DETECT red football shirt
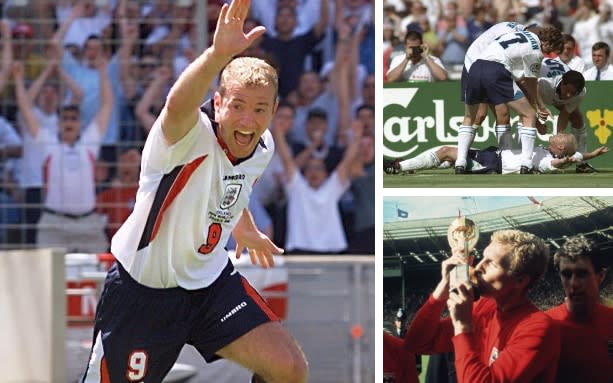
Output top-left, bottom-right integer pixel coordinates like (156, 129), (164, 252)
(546, 302), (613, 383)
(384, 332), (420, 383)
(405, 295), (560, 383)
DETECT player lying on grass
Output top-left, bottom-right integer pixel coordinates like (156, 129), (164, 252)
(384, 133), (608, 175)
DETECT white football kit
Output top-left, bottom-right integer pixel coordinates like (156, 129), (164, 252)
(500, 146), (582, 174)
(538, 67), (586, 113)
(478, 30), (543, 80)
(464, 21), (526, 71)
(111, 103), (273, 289)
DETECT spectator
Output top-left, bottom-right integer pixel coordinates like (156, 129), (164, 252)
(545, 236), (613, 383)
(13, 58), (112, 254)
(57, 0), (112, 50)
(96, 148), (141, 242)
(583, 41), (613, 80)
(52, 3), (126, 150)
(0, 116), (23, 244)
(572, 0), (602, 63)
(291, 108), (343, 174)
(437, 13), (469, 68)
(272, 109), (362, 254)
(386, 30), (448, 83)
(404, 230), (560, 383)
(0, 21), (45, 121)
(251, 0), (322, 39)
(557, 33), (586, 73)
(260, 0), (328, 98)
(0, 21), (13, 93)
(14, 52), (83, 245)
(466, 6), (493, 44)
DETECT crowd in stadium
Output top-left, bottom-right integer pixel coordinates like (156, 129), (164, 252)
(0, 0), (375, 255)
(384, 0), (613, 81)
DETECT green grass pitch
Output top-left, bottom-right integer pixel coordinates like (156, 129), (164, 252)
(384, 168), (613, 188)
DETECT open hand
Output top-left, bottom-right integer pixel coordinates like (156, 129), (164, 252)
(212, 0), (266, 60)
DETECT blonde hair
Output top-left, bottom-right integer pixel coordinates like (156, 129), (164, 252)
(491, 230), (549, 289)
(218, 57), (278, 101)
(549, 133), (577, 156)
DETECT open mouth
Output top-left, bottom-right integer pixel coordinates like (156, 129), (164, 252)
(234, 130), (254, 146)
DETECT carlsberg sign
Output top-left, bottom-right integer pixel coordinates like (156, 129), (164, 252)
(383, 82), (579, 160)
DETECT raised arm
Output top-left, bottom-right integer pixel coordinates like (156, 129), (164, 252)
(117, 17), (140, 101)
(93, 59), (113, 136)
(12, 62), (40, 138)
(270, 114), (296, 181)
(135, 66), (173, 133)
(0, 20), (13, 92)
(25, 59), (56, 103)
(160, 0), (266, 144)
(50, 3), (86, 58)
(335, 120), (362, 185)
(57, 62), (84, 105)
(313, 0), (329, 38)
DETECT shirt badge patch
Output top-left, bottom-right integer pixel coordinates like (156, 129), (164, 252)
(220, 184), (242, 209)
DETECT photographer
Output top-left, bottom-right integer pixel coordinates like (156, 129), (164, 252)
(403, 229), (560, 383)
(386, 30), (448, 83)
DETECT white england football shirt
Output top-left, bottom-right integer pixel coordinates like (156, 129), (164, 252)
(538, 64), (586, 113)
(501, 146), (579, 173)
(464, 22), (525, 71)
(111, 107), (273, 289)
(478, 30), (543, 80)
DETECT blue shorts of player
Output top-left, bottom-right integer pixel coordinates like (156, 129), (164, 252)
(82, 260), (278, 382)
(467, 146), (502, 174)
(464, 60), (515, 105)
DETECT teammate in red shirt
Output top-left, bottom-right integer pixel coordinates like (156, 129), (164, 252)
(545, 236), (613, 383)
(404, 229), (560, 383)
(384, 331), (420, 383)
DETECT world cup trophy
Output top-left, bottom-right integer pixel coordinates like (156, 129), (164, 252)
(447, 214), (480, 299)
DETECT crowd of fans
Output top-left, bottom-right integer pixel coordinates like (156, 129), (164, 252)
(0, 0), (375, 255)
(384, 0), (613, 80)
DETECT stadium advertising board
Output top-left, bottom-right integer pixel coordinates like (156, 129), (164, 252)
(383, 82), (612, 168)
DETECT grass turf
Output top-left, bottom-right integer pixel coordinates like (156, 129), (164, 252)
(384, 168), (613, 188)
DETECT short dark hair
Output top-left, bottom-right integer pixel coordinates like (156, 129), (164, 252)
(554, 236), (609, 273)
(355, 104), (374, 116)
(592, 41), (610, 56)
(561, 70), (585, 93)
(404, 30), (423, 44)
(562, 33), (576, 46)
(307, 108), (327, 121)
(61, 104), (80, 114)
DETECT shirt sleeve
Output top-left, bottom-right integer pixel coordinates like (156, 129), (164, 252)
(403, 295), (455, 354)
(452, 312), (560, 383)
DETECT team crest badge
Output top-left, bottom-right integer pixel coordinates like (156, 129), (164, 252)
(489, 347), (499, 366)
(221, 184), (242, 209)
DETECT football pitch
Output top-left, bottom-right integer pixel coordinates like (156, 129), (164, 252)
(384, 168), (613, 188)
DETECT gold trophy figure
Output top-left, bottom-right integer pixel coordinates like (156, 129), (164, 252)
(447, 214), (480, 299)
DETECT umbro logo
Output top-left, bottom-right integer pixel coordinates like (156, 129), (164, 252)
(220, 301), (247, 323)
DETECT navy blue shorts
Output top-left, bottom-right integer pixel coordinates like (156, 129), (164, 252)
(81, 260), (278, 382)
(468, 146), (502, 174)
(460, 65), (468, 102)
(465, 60), (514, 105)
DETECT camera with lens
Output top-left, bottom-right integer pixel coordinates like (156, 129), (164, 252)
(412, 46), (423, 55)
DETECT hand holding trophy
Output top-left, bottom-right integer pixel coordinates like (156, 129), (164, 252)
(447, 214), (480, 300)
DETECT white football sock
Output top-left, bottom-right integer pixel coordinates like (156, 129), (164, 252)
(495, 124), (512, 150)
(456, 125), (476, 168)
(519, 126), (537, 168)
(399, 150), (441, 171)
(573, 125), (587, 154)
